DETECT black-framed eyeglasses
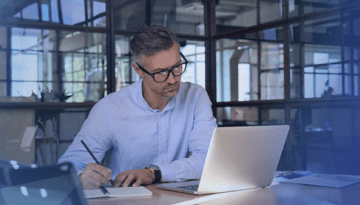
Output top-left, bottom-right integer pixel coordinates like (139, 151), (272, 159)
(136, 52), (188, 83)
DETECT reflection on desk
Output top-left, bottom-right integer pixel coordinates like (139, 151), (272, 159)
(87, 180), (360, 205)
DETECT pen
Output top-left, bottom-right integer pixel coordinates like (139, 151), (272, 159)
(99, 186), (110, 196)
(80, 140), (115, 186)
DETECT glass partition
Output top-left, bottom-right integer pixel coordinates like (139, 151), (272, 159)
(60, 31), (107, 102)
(114, 0), (204, 35)
(216, 38), (258, 102)
(260, 0), (282, 24)
(0, 0), (106, 27)
(8, 28), (107, 102)
(215, 0), (257, 34)
(303, 0), (341, 15)
(261, 42), (284, 100)
(115, 35), (136, 91)
(217, 106), (259, 127)
(291, 106), (359, 175)
(180, 40), (206, 88)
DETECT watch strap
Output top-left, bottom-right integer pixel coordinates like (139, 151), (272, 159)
(153, 169), (161, 184)
(145, 165), (161, 184)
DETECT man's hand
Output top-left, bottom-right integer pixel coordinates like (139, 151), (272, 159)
(114, 169), (154, 187)
(80, 163), (112, 190)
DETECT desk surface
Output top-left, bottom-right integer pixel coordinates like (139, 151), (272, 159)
(87, 181), (360, 205)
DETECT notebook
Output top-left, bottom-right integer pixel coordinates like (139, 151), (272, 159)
(156, 125), (290, 195)
(83, 186), (152, 199)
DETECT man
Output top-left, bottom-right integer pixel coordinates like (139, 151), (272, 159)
(58, 25), (217, 189)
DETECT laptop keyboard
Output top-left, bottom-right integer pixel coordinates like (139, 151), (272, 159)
(178, 185), (199, 191)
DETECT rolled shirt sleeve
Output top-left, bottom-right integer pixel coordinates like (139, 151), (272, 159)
(57, 102), (113, 175)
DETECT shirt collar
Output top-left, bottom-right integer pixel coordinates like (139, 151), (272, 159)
(136, 78), (176, 113)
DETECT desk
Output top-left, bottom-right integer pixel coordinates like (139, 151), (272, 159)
(87, 182), (360, 205)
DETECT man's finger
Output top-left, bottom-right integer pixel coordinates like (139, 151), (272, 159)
(88, 170), (109, 185)
(91, 164), (112, 181)
(123, 174), (135, 187)
(114, 174), (128, 187)
(132, 178), (143, 187)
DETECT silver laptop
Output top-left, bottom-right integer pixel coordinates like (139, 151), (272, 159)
(156, 125), (290, 195)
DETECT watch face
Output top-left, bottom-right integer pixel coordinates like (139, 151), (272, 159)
(148, 165), (160, 170)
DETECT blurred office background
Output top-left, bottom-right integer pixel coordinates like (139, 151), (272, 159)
(0, 0), (359, 175)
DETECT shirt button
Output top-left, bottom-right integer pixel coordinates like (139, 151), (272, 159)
(161, 138), (164, 141)
(162, 161), (165, 164)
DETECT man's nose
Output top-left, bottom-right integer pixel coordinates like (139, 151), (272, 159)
(167, 71), (176, 84)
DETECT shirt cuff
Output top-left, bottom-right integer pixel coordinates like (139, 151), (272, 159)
(157, 163), (175, 182)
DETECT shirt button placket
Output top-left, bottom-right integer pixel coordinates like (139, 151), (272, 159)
(159, 113), (167, 164)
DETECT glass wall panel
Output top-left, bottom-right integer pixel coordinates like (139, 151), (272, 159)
(303, 43), (345, 98)
(114, 0), (204, 35)
(291, 68), (302, 98)
(215, 0), (257, 34)
(216, 106), (259, 127)
(288, 0), (299, 18)
(303, 15), (341, 45)
(260, 0), (282, 24)
(303, 45), (342, 65)
(303, 0), (341, 15)
(61, 51), (107, 103)
(0, 83), (6, 96)
(59, 30), (107, 101)
(115, 35), (134, 91)
(22, 3), (39, 20)
(0, 51), (6, 80)
(355, 63), (359, 96)
(301, 106), (358, 174)
(12, 28), (55, 51)
(180, 40), (206, 88)
(0, 0), (106, 27)
(11, 28), (57, 98)
(261, 108), (284, 125)
(50, 0), (60, 23)
(89, 0), (107, 27)
(8, 28), (106, 102)
(216, 38), (258, 102)
(261, 42), (284, 100)
(60, 31), (105, 53)
(114, 0), (146, 31)
(155, 0), (204, 35)
(259, 27), (283, 41)
(0, 27), (7, 49)
(290, 105), (360, 174)
(1, 28), (8, 96)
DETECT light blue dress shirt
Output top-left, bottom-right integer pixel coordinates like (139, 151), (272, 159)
(58, 78), (217, 182)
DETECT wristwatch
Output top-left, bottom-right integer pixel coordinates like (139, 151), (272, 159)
(145, 164), (162, 184)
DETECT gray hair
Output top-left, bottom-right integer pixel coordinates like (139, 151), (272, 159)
(130, 25), (179, 64)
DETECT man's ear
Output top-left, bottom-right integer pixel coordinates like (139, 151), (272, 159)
(132, 62), (144, 78)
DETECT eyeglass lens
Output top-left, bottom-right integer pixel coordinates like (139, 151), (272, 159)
(154, 64), (186, 82)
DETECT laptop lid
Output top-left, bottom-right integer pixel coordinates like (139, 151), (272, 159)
(197, 125), (289, 194)
(156, 125), (289, 195)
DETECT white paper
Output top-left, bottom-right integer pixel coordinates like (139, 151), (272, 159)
(280, 173), (360, 188)
(83, 186), (152, 199)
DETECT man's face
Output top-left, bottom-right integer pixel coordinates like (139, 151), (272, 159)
(134, 43), (182, 99)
